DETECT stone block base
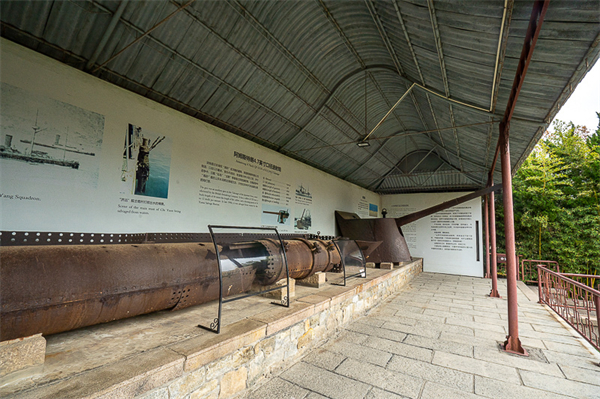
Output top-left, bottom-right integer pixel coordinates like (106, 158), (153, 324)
(365, 262), (376, 268)
(258, 278), (295, 300)
(380, 262), (394, 270)
(0, 259), (423, 399)
(297, 272), (327, 288)
(0, 333), (46, 378)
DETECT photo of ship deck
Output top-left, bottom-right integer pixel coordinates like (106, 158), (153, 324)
(0, 82), (104, 188)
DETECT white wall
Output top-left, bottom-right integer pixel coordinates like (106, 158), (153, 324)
(0, 39), (380, 235)
(0, 39), (485, 278)
(382, 192), (484, 277)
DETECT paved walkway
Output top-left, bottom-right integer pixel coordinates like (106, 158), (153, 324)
(248, 273), (600, 399)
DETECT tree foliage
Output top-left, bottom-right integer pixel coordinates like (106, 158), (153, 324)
(495, 117), (600, 276)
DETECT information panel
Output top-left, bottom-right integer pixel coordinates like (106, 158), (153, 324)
(382, 192), (483, 277)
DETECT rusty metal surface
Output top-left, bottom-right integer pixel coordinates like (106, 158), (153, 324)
(0, 230), (336, 247)
(335, 211), (411, 264)
(0, 237), (344, 341)
(394, 184), (502, 227)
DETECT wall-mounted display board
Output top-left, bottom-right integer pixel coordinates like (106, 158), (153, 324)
(381, 192), (483, 277)
(0, 39), (379, 235)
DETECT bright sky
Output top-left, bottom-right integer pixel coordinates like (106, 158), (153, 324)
(551, 60), (600, 133)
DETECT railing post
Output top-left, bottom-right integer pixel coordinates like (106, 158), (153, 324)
(594, 294), (600, 350)
(489, 178), (501, 298)
(484, 195), (491, 278)
(500, 127), (527, 356)
(538, 266), (543, 304)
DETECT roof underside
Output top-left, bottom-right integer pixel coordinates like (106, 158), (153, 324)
(2, 0), (599, 194)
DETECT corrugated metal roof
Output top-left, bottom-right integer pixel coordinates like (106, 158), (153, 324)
(1, 0), (598, 193)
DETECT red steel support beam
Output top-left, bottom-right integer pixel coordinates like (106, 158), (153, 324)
(489, 177), (501, 298)
(487, 0), (550, 185)
(488, 0), (549, 357)
(484, 195), (491, 279)
(500, 130), (527, 355)
(395, 184), (502, 227)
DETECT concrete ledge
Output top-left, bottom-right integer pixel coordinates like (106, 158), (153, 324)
(10, 348), (184, 399)
(168, 319), (267, 372)
(0, 334), (46, 379)
(0, 259), (422, 399)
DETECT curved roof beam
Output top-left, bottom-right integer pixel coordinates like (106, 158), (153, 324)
(278, 65), (402, 151)
(316, 0), (421, 167)
(370, 147), (481, 191)
(290, 121), (496, 154)
(392, 0), (448, 162)
(364, 0), (430, 140)
(427, 0), (464, 172)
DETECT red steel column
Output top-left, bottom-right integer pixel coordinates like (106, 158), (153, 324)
(484, 195), (491, 278)
(489, 177), (500, 298)
(500, 126), (527, 355)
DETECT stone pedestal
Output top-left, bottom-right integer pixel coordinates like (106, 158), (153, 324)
(0, 333), (46, 378)
(297, 272), (327, 288)
(380, 262), (394, 270)
(365, 262), (376, 269)
(259, 278), (295, 301)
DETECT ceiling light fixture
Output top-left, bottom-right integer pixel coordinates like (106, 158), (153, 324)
(357, 141), (370, 147)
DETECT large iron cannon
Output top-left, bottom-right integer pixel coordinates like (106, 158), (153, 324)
(0, 237), (353, 341)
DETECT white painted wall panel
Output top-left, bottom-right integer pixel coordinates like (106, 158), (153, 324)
(382, 192), (484, 277)
(0, 39), (380, 234)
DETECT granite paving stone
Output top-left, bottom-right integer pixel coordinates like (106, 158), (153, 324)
(532, 324), (581, 336)
(245, 273), (600, 399)
(473, 345), (564, 377)
(280, 362), (371, 399)
(363, 336), (433, 362)
(365, 387), (408, 399)
(387, 354), (474, 392)
(559, 363), (600, 386)
(403, 334), (473, 357)
(357, 317), (388, 328)
(393, 312), (446, 324)
(380, 321), (441, 339)
(327, 341), (392, 367)
(542, 340), (595, 357)
(335, 358), (423, 399)
(474, 375), (573, 399)
(445, 318), (506, 334)
(301, 348), (346, 371)
(520, 369), (600, 398)
(450, 308), (504, 318)
(542, 350), (600, 371)
(469, 328), (547, 349)
(432, 351), (521, 384)
(420, 382), (480, 399)
(247, 377), (309, 399)
(347, 322), (408, 342)
(334, 330), (370, 345)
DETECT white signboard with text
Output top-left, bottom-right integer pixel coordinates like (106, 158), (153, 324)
(382, 192), (483, 277)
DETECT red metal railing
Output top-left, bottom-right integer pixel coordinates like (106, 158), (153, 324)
(496, 253), (522, 279)
(537, 265), (600, 351)
(521, 259), (560, 284)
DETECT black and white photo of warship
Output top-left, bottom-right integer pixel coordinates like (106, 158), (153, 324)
(0, 82), (105, 188)
(0, 111), (93, 169)
(296, 183), (312, 199)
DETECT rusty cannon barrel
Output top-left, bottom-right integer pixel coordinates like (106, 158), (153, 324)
(0, 238), (344, 341)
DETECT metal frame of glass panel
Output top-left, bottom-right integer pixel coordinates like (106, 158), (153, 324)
(199, 225), (290, 334)
(331, 239), (367, 287)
